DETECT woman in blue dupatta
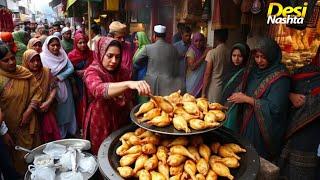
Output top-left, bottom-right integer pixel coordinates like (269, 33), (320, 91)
(222, 42), (250, 131)
(133, 31), (150, 103)
(227, 37), (290, 160)
(278, 55), (320, 179)
(185, 32), (209, 96)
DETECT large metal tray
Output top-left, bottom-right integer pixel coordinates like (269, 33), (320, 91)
(98, 125), (260, 180)
(130, 104), (226, 136)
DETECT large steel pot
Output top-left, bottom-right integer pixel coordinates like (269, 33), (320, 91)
(98, 125), (260, 180)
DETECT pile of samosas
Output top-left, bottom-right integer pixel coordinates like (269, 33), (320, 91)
(116, 128), (246, 180)
(134, 90), (227, 132)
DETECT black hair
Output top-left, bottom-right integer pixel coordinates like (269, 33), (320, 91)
(91, 24), (101, 35)
(181, 26), (191, 34)
(0, 43), (9, 60)
(155, 32), (166, 38)
(24, 26), (31, 32)
(177, 23), (184, 29)
(48, 37), (60, 45)
(53, 22), (60, 27)
(214, 29), (228, 43)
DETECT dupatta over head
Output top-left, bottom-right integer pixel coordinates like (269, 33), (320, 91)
(68, 33), (93, 66)
(40, 35), (69, 103)
(186, 32), (206, 96)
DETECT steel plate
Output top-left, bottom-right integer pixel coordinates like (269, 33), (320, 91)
(98, 125), (260, 180)
(130, 104), (226, 136)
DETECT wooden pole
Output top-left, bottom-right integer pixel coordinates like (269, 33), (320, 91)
(88, 0), (92, 49)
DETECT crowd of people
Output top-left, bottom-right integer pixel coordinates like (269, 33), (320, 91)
(0, 21), (319, 180)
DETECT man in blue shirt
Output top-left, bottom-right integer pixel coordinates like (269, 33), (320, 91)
(173, 26), (192, 78)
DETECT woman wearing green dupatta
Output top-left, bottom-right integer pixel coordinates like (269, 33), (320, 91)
(133, 31), (150, 103)
(12, 31), (28, 65)
(227, 37), (290, 160)
(61, 27), (74, 54)
(222, 42), (250, 131)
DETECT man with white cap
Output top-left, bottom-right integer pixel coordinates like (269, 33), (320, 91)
(108, 21), (133, 75)
(134, 25), (186, 95)
(61, 27), (73, 54)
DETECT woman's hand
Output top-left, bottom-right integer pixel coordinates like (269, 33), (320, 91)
(40, 101), (50, 112)
(19, 109), (33, 127)
(289, 93), (305, 108)
(228, 92), (254, 105)
(127, 81), (151, 96)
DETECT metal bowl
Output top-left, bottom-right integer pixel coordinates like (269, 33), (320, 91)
(130, 104), (226, 136)
(98, 125), (260, 180)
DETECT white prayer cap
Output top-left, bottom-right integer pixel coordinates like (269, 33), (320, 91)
(154, 25), (166, 33)
(61, 27), (71, 35)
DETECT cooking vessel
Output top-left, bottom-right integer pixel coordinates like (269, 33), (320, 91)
(98, 125), (260, 180)
(15, 139), (91, 163)
(24, 152), (98, 180)
(130, 104), (227, 135)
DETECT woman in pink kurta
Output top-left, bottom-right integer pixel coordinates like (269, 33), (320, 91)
(83, 37), (151, 154)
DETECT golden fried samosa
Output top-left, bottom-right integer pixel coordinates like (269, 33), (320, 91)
(142, 143), (157, 155)
(182, 93), (196, 102)
(167, 154), (187, 167)
(144, 154), (158, 171)
(196, 98), (209, 113)
(156, 146), (168, 163)
(211, 162), (234, 180)
(168, 137), (189, 147)
(169, 164), (184, 176)
(117, 166), (133, 178)
(151, 96), (174, 113)
(120, 153), (141, 166)
(150, 171), (166, 180)
(199, 144), (211, 162)
(133, 154), (148, 174)
(172, 115), (191, 133)
(196, 158), (209, 176)
(158, 161), (170, 180)
(135, 101), (155, 116)
(218, 145), (241, 160)
(138, 108), (161, 122)
(223, 143), (246, 153)
(184, 160), (197, 180)
(170, 145), (196, 161)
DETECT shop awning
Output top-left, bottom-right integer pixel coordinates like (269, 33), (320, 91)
(50, 0), (62, 8)
(67, 0), (102, 10)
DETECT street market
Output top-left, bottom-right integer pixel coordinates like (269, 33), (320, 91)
(0, 0), (320, 180)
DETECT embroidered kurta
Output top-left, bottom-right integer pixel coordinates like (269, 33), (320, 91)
(84, 37), (132, 154)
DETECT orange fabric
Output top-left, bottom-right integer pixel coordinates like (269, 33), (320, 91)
(0, 32), (13, 42)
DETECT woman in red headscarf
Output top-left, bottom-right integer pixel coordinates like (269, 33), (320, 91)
(83, 37), (151, 154)
(68, 33), (93, 127)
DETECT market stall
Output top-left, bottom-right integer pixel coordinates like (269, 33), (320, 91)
(98, 91), (260, 180)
